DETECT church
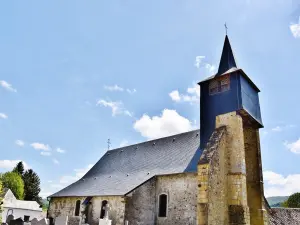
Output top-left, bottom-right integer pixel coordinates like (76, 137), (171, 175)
(47, 35), (300, 225)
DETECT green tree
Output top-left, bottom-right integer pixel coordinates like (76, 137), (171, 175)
(13, 161), (25, 176)
(286, 193), (300, 208)
(1, 172), (24, 200)
(23, 169), (41, 202)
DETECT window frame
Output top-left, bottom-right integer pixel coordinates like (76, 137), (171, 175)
(74, 200), (81, 216)
(158, 193), (168, 218)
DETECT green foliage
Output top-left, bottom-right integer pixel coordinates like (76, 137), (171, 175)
(286, 193), (300, 208)
(281, 200), (288, 208)
(1, 172), (24, 199)
(13, 161), (25, 176)
(267, 196), (288, 207)
(23, 169), (41, 202)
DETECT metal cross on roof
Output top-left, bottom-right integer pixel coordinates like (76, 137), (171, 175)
(107, 139), (111, 150)
(224, 23), (228, 35)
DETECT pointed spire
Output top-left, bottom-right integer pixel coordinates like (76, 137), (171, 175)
(217, 35), (238, 75)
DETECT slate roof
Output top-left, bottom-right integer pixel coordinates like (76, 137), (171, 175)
(269, 208), (300, 225)
(50, 129), (201, 197)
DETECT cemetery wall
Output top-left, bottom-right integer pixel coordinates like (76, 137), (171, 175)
(1, 208), (44, 223)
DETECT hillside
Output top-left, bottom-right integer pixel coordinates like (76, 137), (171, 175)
(267, 196), (288, 207)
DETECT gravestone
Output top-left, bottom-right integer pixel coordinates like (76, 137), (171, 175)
(98, 204), (111, 225)
(125, 221), (129, 225)
(30, 218), (39, 225)
(55, 216), (68, 225)
(6, 215), (14, 224)
(67, 216), (81, 225)
(10, 218), (24, 225)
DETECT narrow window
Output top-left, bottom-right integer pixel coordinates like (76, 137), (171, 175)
(75, 200), (81, 216)
(158, 194), (167, 217)
(100, 200), (108, 219)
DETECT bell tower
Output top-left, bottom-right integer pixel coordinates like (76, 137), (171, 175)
(197, 35), (268, 225)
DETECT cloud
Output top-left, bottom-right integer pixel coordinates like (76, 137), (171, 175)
(59, 164), (93, 185)
(104, 85), (124, 92)
(194, 56), (205, 69)
(134, 109), (194, 139)
(96, 99), (132, 117)
(0, 80), (17, 92)
(41, 152), (51, 156)
(30, 142), (50, 151)
(126, 89), (137, 94)
(0, 160), (30, 171)
(56, 148), (66, 153)
(119, 140), (129, 147)
(39, 191), (53, 199)
(53, 159), (59, 164)
(0, 113), (8, 119)
(169, 84), (200, 104)
(15, 140), (25, 147)
(194, 56), (217, 74)
(290, 17), (300, 38)
(263, 170), (300, 197)
(284, 138), (300, 154)
(271, 126), (282, 132)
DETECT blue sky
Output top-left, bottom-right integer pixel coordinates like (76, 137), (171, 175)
(1, 0), (300, 198)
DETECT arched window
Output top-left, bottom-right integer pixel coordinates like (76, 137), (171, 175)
(75, 200), (81, 216)
(100, 200), (108, 219)
(158, 194), (167, 217)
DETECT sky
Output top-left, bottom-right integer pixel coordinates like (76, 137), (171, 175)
(0, 0), (300, 198)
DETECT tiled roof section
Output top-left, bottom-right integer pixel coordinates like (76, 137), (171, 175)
(198, 126), (226, 164)
(269, 208), (300, 225)
(50, 129), (201, 197)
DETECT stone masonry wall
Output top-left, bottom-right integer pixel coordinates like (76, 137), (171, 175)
(125, 177), (156, 225)
(48, 196), (125, 225)
(156, 173), (197, 225)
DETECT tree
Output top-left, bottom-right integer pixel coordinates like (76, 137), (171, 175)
(286, 193), (300, 208)
(13, 161), (25, 176)
(23, 169), (41, 202)
(1, 172), (24, 200)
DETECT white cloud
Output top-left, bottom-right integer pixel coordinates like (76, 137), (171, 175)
(30, 142), (50, 151)
(134, 109), (194, 139)
(104, 84), (124, 92)
(0, 160), (30, 171)
(48, 180), (53, 183)
(0, 113), (8, 119)
(169, 90), (181, 102)
(56, 148), (66, 153)
(126, 89), (137, 94)
(263, 170), (300, 197)
(119, 140), (129, 147)
(169, 84), (200, 104)
(290, 17), (300, 38)
(96, 99), (132, 117)
(271, 126), (282, 132)
(194, 56), (205, 69)
(0, 80), (17, 92)
(53, 159), (59, 164)
(284, 138), (300, 154)
(59, 164), (93, 185)
(39, 191), (53, 199)
(15, 140), (25, 147)
(205, 63), (217, 74)
(41, 151), (51, 156)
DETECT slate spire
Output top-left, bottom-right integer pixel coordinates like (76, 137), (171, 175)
(217, 35), (237, 75)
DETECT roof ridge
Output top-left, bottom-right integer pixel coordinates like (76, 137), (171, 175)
(107, 129), (200, 152)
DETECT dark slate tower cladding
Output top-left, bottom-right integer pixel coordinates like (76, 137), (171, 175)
(198, 35), (263, 149)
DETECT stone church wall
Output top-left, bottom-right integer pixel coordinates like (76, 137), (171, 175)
(156, 173), (197, 225)
(124, 177), (156, 225)
(48, 196), (125, 225)
(125, 173), (197, 225)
